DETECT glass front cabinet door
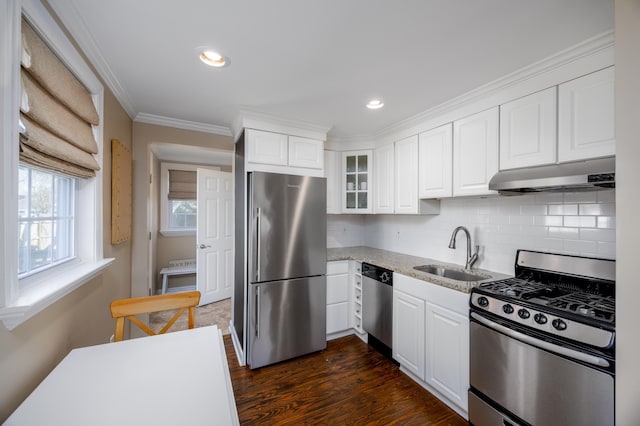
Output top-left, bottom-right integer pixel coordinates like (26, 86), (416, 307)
(341, 150), (373, 213)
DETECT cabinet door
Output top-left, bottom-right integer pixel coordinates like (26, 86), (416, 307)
(395, 135), (419, 214)
(393, 289), (425, 379)
(324, 150), (341, 214)
(374, 144), (394, 214)
(246, 129), (288, 166)
(425, 301), (469, 412)
(558, 67), (615, 162)
(342, 151), (373, 213)
(289, 136), (323, 169)
(419, 123), (453, 199)
(453, 107), (499, 196)
(327, 303), (350, 334)
(327, 273), (349, 304)
(499, 87), (557, 170)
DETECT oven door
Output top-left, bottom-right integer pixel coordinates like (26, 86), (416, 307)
(469, 312), (614, 426)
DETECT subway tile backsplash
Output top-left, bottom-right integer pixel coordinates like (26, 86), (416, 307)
(327, 189), (616, 275)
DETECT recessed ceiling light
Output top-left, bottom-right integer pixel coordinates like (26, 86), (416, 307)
(366, 99), (384, 109)
(200, 50), (227, 67)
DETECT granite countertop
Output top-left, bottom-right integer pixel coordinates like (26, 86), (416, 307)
(327, 246), (510, 293)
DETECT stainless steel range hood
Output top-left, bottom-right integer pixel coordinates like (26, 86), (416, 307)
(489, 157), (615, 195)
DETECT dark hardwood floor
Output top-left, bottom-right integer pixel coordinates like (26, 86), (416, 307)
(223, 334), (468, 425)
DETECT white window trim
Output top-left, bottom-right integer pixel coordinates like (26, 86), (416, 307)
(159, 162), (219, 237)
(0, 0), (113, 330)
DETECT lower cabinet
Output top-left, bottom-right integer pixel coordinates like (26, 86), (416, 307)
(393, 273), (470, 419)
(425, 301), (469, 413)
(326, 261), (350, 338)
(393, 290), (425, 378)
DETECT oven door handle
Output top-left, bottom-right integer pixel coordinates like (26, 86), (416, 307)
(471, 312), (610, 368)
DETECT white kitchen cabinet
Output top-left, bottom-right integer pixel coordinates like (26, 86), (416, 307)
(394, 135), (419, 214)
(393, 289), (425, 379)
(342, 151), (373, 213)
(418, 123), (453, 199)
(374, 144), (394, 214)
(425, 301), (469, 413)
(350, 261), (366, 339)
(288, 136), (323, 169)
(558, 67), (615, 162)
(245, 129), (324, 176)
(246, 129), (288, 166)
(326, 261), (350, 338)
(499, 87), (557, 170)
(453, 107), (499, 196)
(324, 150), (341, 214)
(393, 273), (470, 418)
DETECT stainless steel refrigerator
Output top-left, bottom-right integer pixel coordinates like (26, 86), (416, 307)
(246, 171), (327, 369)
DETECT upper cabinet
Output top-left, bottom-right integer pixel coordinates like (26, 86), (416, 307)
(289, 136), (324, 169)
(342, 150), (373, 213)
(418, 123), (453, 199)
(324, 150), (341, 214)
(499, 87), (557, 170)
(374, 144), (394, 214)
(246, 129), (324, 176)
(452, 107), (499, 197)
(247, 129), (288, 166)
(558, 67), (615, 162)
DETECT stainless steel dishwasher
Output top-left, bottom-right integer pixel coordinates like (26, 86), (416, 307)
(362, 263), (393, 357)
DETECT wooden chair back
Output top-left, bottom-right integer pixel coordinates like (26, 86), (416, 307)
(110, 291), (201, 341)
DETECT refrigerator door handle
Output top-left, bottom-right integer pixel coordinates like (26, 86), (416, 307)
(256, 207), (262, 282)
(255, 286), (261, 338)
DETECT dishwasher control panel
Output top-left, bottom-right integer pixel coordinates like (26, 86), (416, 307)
(362, 263), (394, 286)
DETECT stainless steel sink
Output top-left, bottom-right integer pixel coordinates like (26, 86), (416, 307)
(413, 264), (487, 282)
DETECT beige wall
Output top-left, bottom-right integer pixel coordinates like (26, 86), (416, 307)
(131, 123), (233, 300)
(0, 88), (133, 421)
(615, 0), (640, 423)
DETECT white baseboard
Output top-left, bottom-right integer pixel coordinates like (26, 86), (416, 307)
(229, 320), (245, 366)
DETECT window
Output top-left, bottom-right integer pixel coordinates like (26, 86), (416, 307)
(0, 0), (113, 330)
(169, 199), (197, 229)
(18, 165), (76, 278)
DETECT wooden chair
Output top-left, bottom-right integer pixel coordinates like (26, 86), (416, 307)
(110, 291), (201, 341)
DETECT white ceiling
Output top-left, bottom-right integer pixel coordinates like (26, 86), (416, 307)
(48, 0), (613, 141)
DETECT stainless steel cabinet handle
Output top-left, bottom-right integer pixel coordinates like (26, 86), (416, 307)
(471, 312), (610, 367)
(255, 286), (261, 338)
(199, 244), (211, 249)
(256, 207), (261, 282)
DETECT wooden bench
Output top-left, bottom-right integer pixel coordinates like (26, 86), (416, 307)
(159, 258), (196, 294)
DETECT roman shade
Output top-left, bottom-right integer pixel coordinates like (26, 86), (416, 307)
(168, 170), (197, 200)
(19, 18), (100, 178)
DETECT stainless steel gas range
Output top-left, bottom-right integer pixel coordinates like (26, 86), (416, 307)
(469, 250), (615, 426)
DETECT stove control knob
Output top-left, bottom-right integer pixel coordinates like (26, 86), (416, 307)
(534, 313), (548, 325)
(518, 308), (530, 319)
(477, 296), (489, 308)
(502, 304), (514, 314)
(552, 319), (567, 331)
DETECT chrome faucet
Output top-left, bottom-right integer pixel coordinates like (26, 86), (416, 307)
(448, 226), (479, 270)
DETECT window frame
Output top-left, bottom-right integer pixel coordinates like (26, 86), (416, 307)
(0, 0), (113, 330)
(159, 162), (219, 237)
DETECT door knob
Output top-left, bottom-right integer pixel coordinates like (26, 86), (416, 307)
(199, 244), (211, 249)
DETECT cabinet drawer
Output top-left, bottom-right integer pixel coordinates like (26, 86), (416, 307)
(327, 260), (349, 275)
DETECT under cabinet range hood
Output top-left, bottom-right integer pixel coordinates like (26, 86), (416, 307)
(489, 157), (615, 195)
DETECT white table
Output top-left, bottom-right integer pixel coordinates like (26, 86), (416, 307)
(6, 325), (239, 426)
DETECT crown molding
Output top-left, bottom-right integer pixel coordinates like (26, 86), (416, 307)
(46, 0), (137, 118)
(232, 108), (331, 141)
(374, 30), (614, 143)
(134, 113), (232, 136)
